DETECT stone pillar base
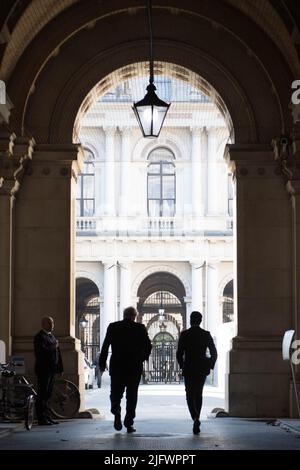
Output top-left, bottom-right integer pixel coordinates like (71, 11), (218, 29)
(13, 336), (85, 411)
(226, 336), (290, 417)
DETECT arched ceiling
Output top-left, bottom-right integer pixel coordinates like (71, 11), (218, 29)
(0, 0), (299, 83)
(74, 61), (233, 142)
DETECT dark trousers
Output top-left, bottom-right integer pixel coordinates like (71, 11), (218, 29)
(184, 373), (207, 421)
(110, 373), (141, 427)
(36, 373), (55, 422)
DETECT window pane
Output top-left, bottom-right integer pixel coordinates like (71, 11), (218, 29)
(148, 147), (175, 162)
(148, 163), (160, 174)
(228, 199), (233, 217)
(148, 175), (161, 198)
(162, 200), (175, 216)
(148, 200), (160, 217)
(76, 199), (81, 216)
(76, 176), (82, 198)
(83, 175), (94, 198)
(162, 175), (175, 198)
(83, 199), (94, 216)
(83, 162), (94, 174)
(228, 174), (234, 198)
(162, 163), (175, 174)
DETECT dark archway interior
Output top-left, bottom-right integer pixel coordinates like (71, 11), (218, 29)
(137, 271), (186, 328)
(137, 272), (186, 305)
(76, 277), (100, 363)
(76, 277), (99, 315)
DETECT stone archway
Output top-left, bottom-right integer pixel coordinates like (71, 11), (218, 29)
(1, 0), (297, 417)
(137, 271), (186, 383)
(76, 277), (100, 364)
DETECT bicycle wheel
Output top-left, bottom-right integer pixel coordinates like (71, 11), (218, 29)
(25, 395), (35, 430)
(48, 379), (80, 419)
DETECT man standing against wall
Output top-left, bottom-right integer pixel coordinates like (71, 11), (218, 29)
(34, 316), (63, 425)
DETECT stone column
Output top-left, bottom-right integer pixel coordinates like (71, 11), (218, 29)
(207, 262), (219, 386)
(191, 127), (203, 217)
(104, 127), (116, 216)
(225, 144), (291, 417)
(120, 127), (131, 216)
(207, 127), (218, 215)
(13, 143), (85, 404)
(207, 263), (219, 336)
(119, 262), (132, 317)
(94, 160), (102, 216)
(191, 262), (203, 312)
(0, 133), (31, 359)
(102, 261), (117, 346)
(0, 179), (15, 359)
(184, 297), (192, 329)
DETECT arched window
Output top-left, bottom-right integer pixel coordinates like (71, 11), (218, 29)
(147, 147), (176, 217)
(144, 291), (181, 306)
(222, 280), (234, 323)
(76, 150), (95, 216)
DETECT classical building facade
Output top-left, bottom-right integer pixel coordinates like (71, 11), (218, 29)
(1, 0), (300, 417)
(75, 75), (234, 389)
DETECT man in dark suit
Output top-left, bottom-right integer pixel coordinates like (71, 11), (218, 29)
(34, 316), (63, 425)
(99, 306), (152, 433)
(176, 311), (217, 435)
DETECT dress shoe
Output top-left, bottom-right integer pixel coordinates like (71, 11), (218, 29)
(193, 419), (200, 435)
(114, 413), (122, 431)
(126, 426), (136, 433)
(46, 417), (59, 425)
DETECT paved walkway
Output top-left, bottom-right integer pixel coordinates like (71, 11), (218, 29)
(0, 383), (299, 450)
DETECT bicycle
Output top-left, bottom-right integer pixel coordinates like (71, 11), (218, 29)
(0, 362), (81, 428)
(0, 362), (35, 430)
(48, 378), (81, 419)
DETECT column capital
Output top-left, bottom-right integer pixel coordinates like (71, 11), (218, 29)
(0, 177), (19, 197)
(207, 126), (219, 136)
(34, 143), (80, 162)
(103, 126), (117, 137)
(119, 261), (132, 270)
(190, 126), (203, 137)
(102, 260), (117, 269)
(190, 261), (205, 270)
(286, 180), (300, 197)
(208, 261), (219, 269)
(119, 126), (131, 136)
(0, 136), (34, 195)
(225, 143), (281, 178)
(0, 131), (16, 154)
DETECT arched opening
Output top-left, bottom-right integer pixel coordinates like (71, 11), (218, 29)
(75, 61), (235, 397)
(137, 272), (186, 383)
(223, 280), (234, 324)
(3, 2), (293, 419)
(76, 277), (100, 365)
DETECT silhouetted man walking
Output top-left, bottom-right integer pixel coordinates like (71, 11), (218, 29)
(99, 306), (152, 433)
(34, 316), (63, 425)
(176, 311), (217, 434)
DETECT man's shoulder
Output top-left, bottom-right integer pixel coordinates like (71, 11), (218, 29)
(182, 327), (211, 336)
(34, 330), (44, 340)
(107, 321), (121, 331)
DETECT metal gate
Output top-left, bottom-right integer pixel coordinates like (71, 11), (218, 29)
(144, 340), (181, 383)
